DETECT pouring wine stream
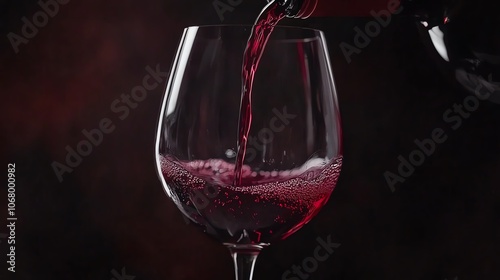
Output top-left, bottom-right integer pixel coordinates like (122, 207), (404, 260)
(231, 2), (293, 280)
(233, 1), (286, 186)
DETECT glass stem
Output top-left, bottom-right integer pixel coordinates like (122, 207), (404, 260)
(228, 246), (261, 280)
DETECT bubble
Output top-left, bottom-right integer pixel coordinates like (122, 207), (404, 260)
(225, 149), (236, 158)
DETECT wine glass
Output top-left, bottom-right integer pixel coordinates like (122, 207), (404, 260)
(155, 25), (342, 280)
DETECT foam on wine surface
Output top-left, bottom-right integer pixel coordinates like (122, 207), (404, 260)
(159, 155), (342, 244)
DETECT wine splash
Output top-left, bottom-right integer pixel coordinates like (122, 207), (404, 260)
(233, 1), (286, 186)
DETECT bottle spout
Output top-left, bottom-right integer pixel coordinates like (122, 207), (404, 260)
(268, 0), (318, 19)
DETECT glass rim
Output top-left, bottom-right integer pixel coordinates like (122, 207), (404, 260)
(183, 24), (325, 34)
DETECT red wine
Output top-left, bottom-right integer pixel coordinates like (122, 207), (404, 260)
(159, 155), (342, 244)
(234, 2), (286, 185)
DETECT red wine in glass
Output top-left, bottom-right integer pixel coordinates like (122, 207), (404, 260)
(160, 155), (342, 244)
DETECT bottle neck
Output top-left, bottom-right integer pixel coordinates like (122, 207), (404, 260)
(272, 0), (318, 19)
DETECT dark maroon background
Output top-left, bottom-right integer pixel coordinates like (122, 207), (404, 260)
(1, 0), (500, 280)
